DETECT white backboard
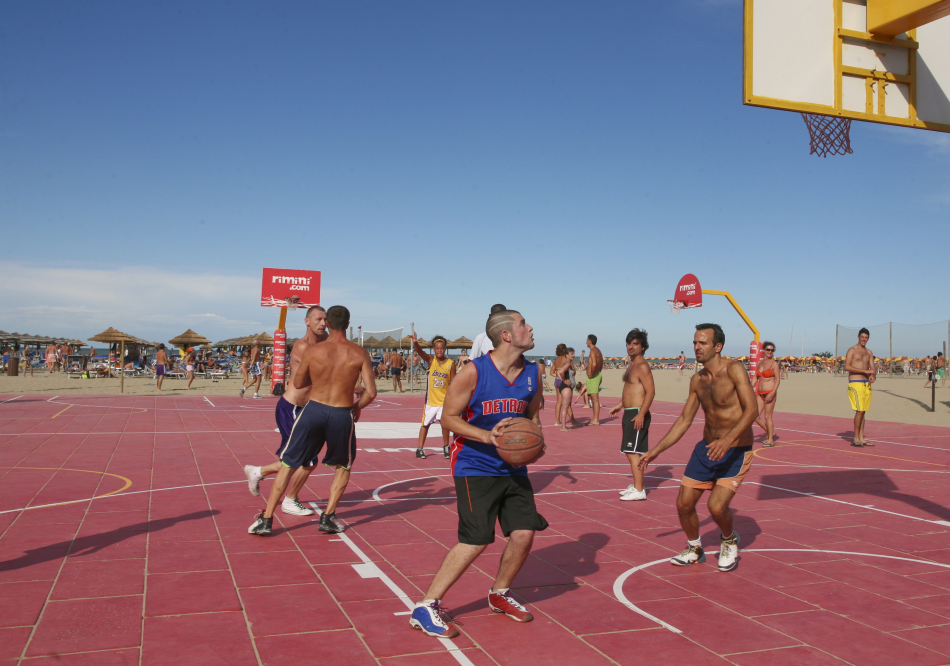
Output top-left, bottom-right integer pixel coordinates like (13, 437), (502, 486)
(744, 0), (950, 132)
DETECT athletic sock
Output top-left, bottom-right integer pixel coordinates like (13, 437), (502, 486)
(492, 587), (509, 595)
(722, 532), (736, 541)
(688, 538), (702, 547)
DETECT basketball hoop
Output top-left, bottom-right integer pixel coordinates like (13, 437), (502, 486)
(668, 300), (685, 314)
(801, 113), (853, 157)
(285, 295), (300, 310)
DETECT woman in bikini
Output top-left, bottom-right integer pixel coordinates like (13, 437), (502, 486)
(754, 341), (780, 446)
(556, 347), (579, 432)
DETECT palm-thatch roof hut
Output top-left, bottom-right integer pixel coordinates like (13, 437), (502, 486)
(88, 328), (137, 393)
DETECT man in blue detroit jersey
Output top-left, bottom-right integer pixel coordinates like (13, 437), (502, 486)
(410, 309), (546, 639)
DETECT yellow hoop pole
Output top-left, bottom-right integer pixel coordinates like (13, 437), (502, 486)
(701, 290), (760, 342)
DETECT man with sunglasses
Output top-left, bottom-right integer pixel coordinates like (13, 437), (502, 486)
(753, 342), (780, 446)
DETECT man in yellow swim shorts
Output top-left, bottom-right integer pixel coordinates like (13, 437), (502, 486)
(845, 327), (875, 447)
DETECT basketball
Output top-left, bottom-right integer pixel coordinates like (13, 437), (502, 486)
(496, 418), (545, 466)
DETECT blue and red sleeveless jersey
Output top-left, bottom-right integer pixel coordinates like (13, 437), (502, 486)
(450, 352), (539, 477)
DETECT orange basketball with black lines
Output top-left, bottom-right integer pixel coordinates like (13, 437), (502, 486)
(496, 418), (545, 466)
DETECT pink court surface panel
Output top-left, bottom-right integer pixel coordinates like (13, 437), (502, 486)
(1, 393), (950, 665)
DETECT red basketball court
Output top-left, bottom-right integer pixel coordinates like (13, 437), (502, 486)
(1, 392), (950, 665)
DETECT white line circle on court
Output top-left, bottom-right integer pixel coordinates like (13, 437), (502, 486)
(613, 549), (950, 634)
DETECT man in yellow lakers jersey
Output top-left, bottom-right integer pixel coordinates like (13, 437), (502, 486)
(412, 333), (456, 460)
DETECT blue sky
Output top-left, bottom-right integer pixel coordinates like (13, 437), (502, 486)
(2, 1), (948, 357)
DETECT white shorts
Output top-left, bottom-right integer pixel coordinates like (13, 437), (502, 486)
(421, 404), (443, 427)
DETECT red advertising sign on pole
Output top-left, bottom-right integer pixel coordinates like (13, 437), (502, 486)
(262, 268), (321, 395)
(749, 340), (764, 383)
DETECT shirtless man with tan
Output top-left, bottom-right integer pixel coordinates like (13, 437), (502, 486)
(845, 328), (875, 447)
(244, 306), (330, 516)
(638, 323), (758, 572)
(609, 328), (655, 501)
(249, 306), (377, 536)
(390, 350), (406, 393)
(585, 335), (604, 425)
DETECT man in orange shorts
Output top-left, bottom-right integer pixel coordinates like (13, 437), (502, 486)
(639, 323), (758, 572)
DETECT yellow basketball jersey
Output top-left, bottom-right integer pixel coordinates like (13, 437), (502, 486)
(426, 357), (453, 406)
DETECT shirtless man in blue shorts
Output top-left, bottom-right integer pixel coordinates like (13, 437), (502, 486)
(638, 323), (758, 572)
(249, 306), (377, 536)
(244, 306), (330, 516)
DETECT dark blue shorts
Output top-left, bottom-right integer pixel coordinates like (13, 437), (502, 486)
(682, 440), (753, 491)
(274, 397), (301, 457)
(281, 400), (357, 470)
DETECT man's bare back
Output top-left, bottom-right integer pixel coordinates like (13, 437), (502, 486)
(390, 352), (405, 369)
(588, 344), (603, 377)
(295, 337), (373, 408)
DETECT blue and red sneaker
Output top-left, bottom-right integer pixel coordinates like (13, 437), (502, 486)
(410, 600), (459, 638)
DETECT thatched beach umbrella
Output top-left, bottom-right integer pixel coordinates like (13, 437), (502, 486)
(88, 327), (136, 393)
(169, 329), (211, 348)
(447, 336), (473, 350)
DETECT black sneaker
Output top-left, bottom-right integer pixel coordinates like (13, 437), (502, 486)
(416, 448), (427, 459)
(248, 512), (272, 536)
(318, 512), (344, 534)
(443, 445), (450, 459)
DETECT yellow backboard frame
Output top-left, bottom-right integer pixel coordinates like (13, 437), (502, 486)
(743, 0), (950, 133)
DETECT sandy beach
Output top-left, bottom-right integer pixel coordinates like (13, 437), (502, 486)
(3, 366), (949, 428)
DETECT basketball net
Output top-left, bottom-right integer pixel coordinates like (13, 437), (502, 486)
(668, 300), (685, 315)
(801, 113), (853, 157)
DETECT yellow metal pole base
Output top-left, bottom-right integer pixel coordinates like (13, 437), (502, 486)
(701, 290), (760, 342)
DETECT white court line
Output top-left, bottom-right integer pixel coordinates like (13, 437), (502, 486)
(746, 481), (950, 527)
(613, 549), (950, 633)
(4, 461), (948, 517)
(0, 396), (23, 405)
(648, 410), (950, 453)
(204, 397), (216, 407)
(307, 502), (475, 666)
(47, 396), (58, 402)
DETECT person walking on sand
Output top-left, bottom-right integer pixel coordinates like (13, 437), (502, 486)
(241, 340), (263, 399)
(845, 328), (875, 447)
(585, 335), (604, 425)
(753, 342), (781, 446)
(936, 352), (947, 389)
(390, 350), (406, 393)
(678, 351), (687, 376)
(155, 344), (168, 391)
(610, 328), (655, 501)
(184, 347), (197, 389)
(638, 324), (758, 573)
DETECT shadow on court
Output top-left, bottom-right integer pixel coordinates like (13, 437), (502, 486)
(0, 510), (219, 572)
(757, 470), (950, 522)
(876, 389), (933, 412)
(448, 532), (611, 616)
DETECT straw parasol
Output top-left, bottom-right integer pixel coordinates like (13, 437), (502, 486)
(447, 336), (473, 350)
(168, 329), (211, 348)
(88, 328), (137, 393)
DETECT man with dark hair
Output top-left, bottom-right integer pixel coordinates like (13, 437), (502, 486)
(638, 323), (758, 572)
(249, 305), (377, 536)
(412, 334), (456, 459)
(678, 350), (687, 376)
(585, 334), (604, 425)
(936, 351), (946, 389)
(470, 303), (507, 359)
(610, 328), (654, 501)
(241, 339), (264, 399)
(390, 350), (406, 393)
(244, 306), (334, 516)
(410, 309), (545, 638)
(845, 328), (875, 446)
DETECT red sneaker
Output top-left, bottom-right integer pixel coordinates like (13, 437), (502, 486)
(488, 589), (533, 622)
